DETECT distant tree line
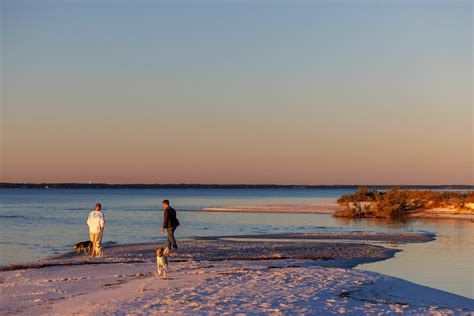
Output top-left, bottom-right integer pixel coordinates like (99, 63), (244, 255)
(1, 182), (472, 190)
(335, 187), (474, 218)
(0, 183), (361, 189)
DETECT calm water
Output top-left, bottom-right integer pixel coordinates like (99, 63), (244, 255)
(0, 188), (473, 298)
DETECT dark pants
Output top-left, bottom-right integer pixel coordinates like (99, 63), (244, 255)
(166, 227), (178, 249)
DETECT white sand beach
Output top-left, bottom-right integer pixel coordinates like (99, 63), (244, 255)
(202, 203), (474, 220)
(202, 203), (341, 214)
(1, 233), (472, 315)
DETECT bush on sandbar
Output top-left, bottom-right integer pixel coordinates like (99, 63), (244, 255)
(335, 187), (474, 218)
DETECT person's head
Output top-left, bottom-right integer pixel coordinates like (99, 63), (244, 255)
(95, 203), (102, 211)
(162, 200), (170, 209)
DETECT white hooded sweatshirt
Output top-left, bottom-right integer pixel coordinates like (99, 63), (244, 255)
(87, 210), (105, 234)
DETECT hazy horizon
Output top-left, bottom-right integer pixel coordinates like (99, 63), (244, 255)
(1, 0), (472, 185)
(1, 182), (474, 187)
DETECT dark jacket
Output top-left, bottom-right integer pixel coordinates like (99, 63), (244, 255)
(162, 207), (180, 229)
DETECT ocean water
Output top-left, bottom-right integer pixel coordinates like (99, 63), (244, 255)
(0, 188), (473, 298)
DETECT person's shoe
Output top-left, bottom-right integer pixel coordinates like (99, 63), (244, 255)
(173, 249), (178, 255)
(163, 247), (170, 255)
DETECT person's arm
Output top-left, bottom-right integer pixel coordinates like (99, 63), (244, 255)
(87, 213), (91, 226)
(100, 213), (105, 230)
(162, 209), (169, 228)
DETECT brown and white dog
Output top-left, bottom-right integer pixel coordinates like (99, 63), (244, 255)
(156, 247), (168, 277)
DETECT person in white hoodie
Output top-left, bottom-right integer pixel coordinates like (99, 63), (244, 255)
(87, 203), (105, 257)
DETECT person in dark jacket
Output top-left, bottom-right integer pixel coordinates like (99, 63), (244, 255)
(160, 199), (180, 254)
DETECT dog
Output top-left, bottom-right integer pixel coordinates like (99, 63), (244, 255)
(73, 241), (93, 255)
(156, 247), (168, 277)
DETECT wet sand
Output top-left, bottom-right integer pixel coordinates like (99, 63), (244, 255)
(1, 232), (473, 315)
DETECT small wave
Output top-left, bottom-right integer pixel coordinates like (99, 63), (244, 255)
(0, 215), (26, 219)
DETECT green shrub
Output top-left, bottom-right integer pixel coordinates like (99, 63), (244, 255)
(335, 187), (474, 218)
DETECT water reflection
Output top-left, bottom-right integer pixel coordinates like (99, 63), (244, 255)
(359, 218), (474, 299)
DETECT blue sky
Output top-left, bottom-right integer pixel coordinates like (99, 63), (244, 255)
(1, 0), (472, 184)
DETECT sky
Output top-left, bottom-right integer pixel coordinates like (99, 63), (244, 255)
(1, 0), (472, 185)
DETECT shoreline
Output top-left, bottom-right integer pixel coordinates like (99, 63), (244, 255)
(1, 231), (435, 272)
(201, 203), (342, 214)
(2, 232), (473, 314)
(201, 204), (474, 220)
(1, 233), (400, 272)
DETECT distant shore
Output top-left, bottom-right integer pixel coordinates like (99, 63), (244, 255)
(1, 182), (473, 190)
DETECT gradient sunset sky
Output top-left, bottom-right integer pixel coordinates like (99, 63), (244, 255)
(1, 0), (472, 185)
